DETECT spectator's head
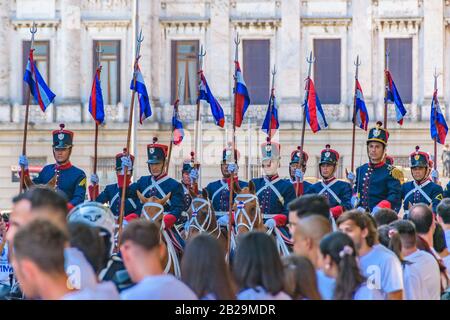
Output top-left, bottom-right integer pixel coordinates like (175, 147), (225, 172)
(337, 211), (378, 253)
(408, 204), (435, 236)
(288, 194), (330, 230)
(119, 220), (163, 283)
(68, 222), (106, 275)
(377, 225), (402, 261)
(12, 219), (68, 299)
(433, 223), (448, 254)
(294, 215), (331, 268)
(8, 187), (68, 245)
(373, 208), (398, 226)
(282, 255), (321, 300)
(389, 220), (417, 259)
(181, 234), (236, 300)
(233, 232), (285, 296)
(437, 198), (450, 226)
(319, 231), (364, 300)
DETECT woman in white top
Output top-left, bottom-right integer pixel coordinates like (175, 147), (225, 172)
(233, 232), (291, 300)
(319, 231), (383, 300)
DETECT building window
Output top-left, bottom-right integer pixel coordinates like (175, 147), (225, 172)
(94, 157), (117, 187)
(243, 39), (270, 105)
(171, 40), (199, 105)
(23, 41), (50, 104)
(313, 39), (341, 104)
(93, 40), (121, 105)
(385, 38), (412, 104)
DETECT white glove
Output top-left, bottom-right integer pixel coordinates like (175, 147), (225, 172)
(347, 171), (356, 183)
(189, 168), (199, 181)
(294, 169), (304, 182)
(356, 207), (366, 214)
(19, 155), (29, 170)
(371, 206), (381, 215)
(228, 163), (237, 174)
(184, 220), (191, 230)
(351, 195), (359, 208)
(90, 173), (99, 185)
(264, 218), (276, 229)
(121, 156), (132, 173)
(217, 215), (229, 227)
(431, 169), (439, 180)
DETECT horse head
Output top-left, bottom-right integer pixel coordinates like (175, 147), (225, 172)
(186, 188), (218, 238)
(137, 191), (172, 227)
(233, 180), (263, 235)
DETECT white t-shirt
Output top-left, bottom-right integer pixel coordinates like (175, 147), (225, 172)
(64, 247), (98, 290)
(443, 255), (450, 279)
(359, 244), (404, 298)
(0, 239), (12, 286)
(353, 283), (384, 300)
(62, 281), (120, 300)
(120, 274), (197, 300)
(403, 249), (441, 300)
(315, 269), (335, 300)
(444, 229), (450, 249)
(237, 287), (291, 300)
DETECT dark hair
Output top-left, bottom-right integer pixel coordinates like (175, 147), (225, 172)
(437, 198), (450, 224)
(120, 220), (160, 251)
(233, 232), (285, 295)
(319, 232), (365, 300)
(378, 225), (402, 262)
(282, 255), (322, 300)
(181, 235), (236, 300)
(433, 223), (448, 254)
(68, 222), (106, 275)
(337, 211), (378, 247)
(288, 194), (330, 220)
(13, 186), (68, 220)
(390, 220), (417, 248)
(373, 208), (398, 226)
(13, 218), (67, 274)
(408, 204), (434, 234)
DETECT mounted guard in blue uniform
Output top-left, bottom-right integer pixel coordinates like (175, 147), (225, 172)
(287, 146), (311, 197)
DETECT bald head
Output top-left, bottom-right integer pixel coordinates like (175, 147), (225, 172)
(409, 204), (434, 235)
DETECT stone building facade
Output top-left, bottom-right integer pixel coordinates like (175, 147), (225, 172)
(0, 0), (449, 208)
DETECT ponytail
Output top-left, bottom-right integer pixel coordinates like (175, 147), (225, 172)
(334, 251), (365, 300)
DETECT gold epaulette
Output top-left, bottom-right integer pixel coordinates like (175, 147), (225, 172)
(388, 165), (405, 184)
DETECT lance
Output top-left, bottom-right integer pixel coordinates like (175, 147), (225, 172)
(384, 50), (390, 129)
(165, 79), (182, 175)
(89, 45), (103, 200)
(227, 33), (240, 259)
(297, 51), (315, 196)
(351, 55), (361, 172)
(116, 29), (144, 249)
(267, 65), (277, 142)
(19, 22), (37, 194)
(433, 67), (439, 183)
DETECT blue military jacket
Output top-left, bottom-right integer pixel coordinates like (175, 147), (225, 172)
(205, 179), (248, 215)
(251, 175), (296, 218)
(354, 162), (402, 213)
(402, 179), (443, 212)
(96, 183), (142, 217)
(305, 178), (352, 210)
(33, 162), (86, 208)
(127, 174), (184, 220)
(286, 178), (312, 197)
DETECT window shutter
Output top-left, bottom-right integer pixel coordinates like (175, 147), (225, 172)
(243, 40), (270, 105)
(314, 39), (341, 104)
(385, 38), (412, 103)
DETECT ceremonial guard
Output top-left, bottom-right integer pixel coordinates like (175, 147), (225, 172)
(180, 159), (196, 213)
(351, 121), (402, 213)
(204, 146), (248, 226)
(92, 150), (141, 219)
(251, 141), (296, 232)
(19, 124), (86, 210)
(287, 146), (311, 197)
(126, 137), (184, 230)
(402, 146), (443, 213)
(305, 144), (352, 219)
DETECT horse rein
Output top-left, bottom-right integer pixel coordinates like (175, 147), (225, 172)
(188, 198), (220, 239)
(233, 194), (261, 234)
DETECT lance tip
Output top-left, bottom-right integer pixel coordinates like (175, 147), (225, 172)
(152, 137), (158, 144)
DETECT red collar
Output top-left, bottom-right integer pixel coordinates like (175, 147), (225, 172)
(266, 175), (279, 181)
(55, 162), (72, 170)
(416, 178), (431, 185)
(369, 161), (385, 169)
(322, 176), (336, 184)
(153, 173), (167, 181)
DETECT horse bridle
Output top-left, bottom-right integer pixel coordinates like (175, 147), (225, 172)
(188, 198), (220, 239)
(141, 202), (165, 229)
(233, 194), (261, 234)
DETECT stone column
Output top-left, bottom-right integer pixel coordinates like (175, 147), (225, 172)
(57, 0), (82, 122)
(0, 0), (10, 121)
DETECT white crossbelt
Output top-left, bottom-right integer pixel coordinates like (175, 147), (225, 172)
(211, 180), (228, 204)
(142, 176), (171, 205)
(404, 180), (432, 204)
(256, 177), (284, 206)
(110, 192), (137, 210)
(318, 180), (342, 204)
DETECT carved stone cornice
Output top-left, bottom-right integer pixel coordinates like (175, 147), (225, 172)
(230, 17), (281, 29)
(81, 18), (131, 29)
(11, 19), (61, 30)
(374, 17), (422, 33)
(159, 16), (210, 29)
(300, 17), (352, 28)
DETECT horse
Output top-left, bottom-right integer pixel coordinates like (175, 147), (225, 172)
(232, 180), (291, 256)
(136, 191), (182, 278)
(185, 188), (228, 251)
